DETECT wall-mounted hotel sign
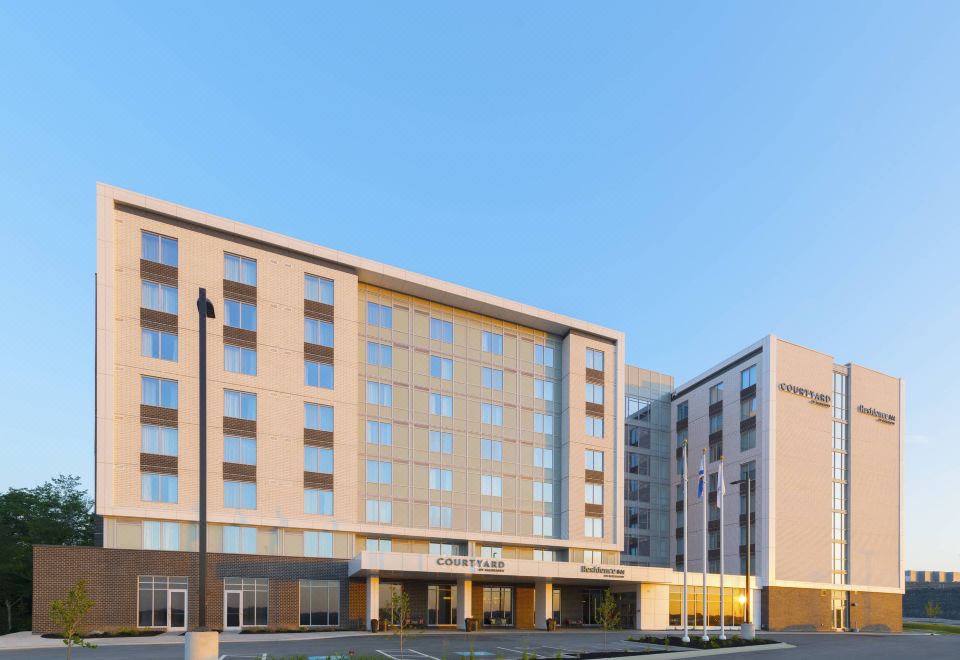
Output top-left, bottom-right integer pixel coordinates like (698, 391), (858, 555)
(857, 404), (896, 425)
(778, 383), (831, 407)
(580, 565), (626, 578)
(435, 557), (506, 573)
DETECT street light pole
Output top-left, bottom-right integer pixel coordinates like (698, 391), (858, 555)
(196, 289), (215, 630)
(731, 475), (754, 639)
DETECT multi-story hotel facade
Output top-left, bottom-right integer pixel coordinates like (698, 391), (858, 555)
(32, 185), (903, 634)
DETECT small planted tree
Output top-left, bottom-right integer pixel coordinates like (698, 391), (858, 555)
(50, 580), (96, 659)
(924, 600), (942, 619)
(390, 587), (412, 656)
(595, 589), (621, 651)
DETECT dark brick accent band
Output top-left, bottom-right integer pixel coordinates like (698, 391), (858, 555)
(584, 469), (604, 484)
(223, 280), (257, 304)
(709, 401), (723, 416)
(140, 453), (178, 475)
(223, 462), (256, 482)
(141, 405), (178, 426)
(304, 472), (334, 490)
(740, 383), (757, 399)
(585, 368), (604, 384)
(140, 309), (178, 334)
(223, 417), (256, 436)
(224, 326), (257, 349)
(585, 402), (604, 417)
(304, 343), (334, 363)
(304, 300), (334, 322)
(304, 429), (334, 447)
(584, 503), (603, 517)
(740, 416), (757, 432)
(140, 259), (178, 286)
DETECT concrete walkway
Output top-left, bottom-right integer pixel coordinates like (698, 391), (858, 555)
(0, 629), (372, 651)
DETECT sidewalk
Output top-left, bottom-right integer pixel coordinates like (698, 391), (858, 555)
(0, 629), (373, 651)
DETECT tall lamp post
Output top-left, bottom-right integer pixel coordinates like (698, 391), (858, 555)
(731, 475), (754, 640)
(186, 289), (218, 660)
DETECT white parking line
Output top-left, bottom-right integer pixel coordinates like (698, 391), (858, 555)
(377, 651), (401, 660)
(409, 650), (442, 660)
(496, 647), (540, 657)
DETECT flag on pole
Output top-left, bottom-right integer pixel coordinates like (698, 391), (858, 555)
(716, 459), (725, 507)
(697, 453), (706, 498)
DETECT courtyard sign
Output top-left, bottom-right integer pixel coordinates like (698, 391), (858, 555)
(435, 557), (506, 573)
(778, 382), (831, 407)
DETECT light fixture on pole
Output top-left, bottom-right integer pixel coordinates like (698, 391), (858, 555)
(731, 474), (755, 640)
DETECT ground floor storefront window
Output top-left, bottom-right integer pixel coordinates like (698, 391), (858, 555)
(668, 585), (746, 627)
(300, 580), (340, 627)
(483, 586), (513, 627)
(427, 584), (457, 626)
(379, 582), (403, 625)
(224, 577), (269, 628)
(138, 576), (187, 629)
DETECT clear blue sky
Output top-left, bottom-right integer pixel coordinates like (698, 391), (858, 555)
(0, 2), (956, 569)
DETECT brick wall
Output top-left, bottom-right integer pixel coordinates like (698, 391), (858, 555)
(33, 545), (350, 633)
(761, 586), (901, 632)
(850, 590), (901, 632)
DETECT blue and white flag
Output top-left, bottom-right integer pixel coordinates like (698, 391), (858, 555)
(697, 453), (706, 498)
(716, 459), (726, 507)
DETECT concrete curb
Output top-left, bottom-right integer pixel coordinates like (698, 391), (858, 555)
(627, 642), (795, 657)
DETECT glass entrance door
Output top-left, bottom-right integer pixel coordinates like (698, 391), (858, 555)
(582, 589), (605, 625)
(168, 589), (187, 630)
(427, 585), (458, 626)
(831, 592), (848, 630)
(482, 587), (513, 627)
(224, 590), (241, 630)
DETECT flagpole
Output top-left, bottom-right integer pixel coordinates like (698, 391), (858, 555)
(682, 440), (690, 643)
(701, 448), (709, 642)
(719, 456), (727, 640)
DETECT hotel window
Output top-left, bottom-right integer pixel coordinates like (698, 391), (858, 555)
(224, 299), (257, 331)
(299, 579), (339, 626)
(627, 453), (650, 476)
(141, 231), (178, 267)
(740, 396), (757, 420)
(142, 377), (178, 409)
(481, 510), (502, 532)
(481, 474), (502, 497)
(305, 360), (334, 389)
(222, 526), (256, 554)
(481, 403), (503, 426)
(709, 383), (724, 404)
(481, 331), (504, 355)
(584, 517), (604, 538)
(740, 428), (757, 451)
(366, 421), (392, 445)
(534, 413), (554, 435)
(534, 447), (554, 468)
(628, 506), (650, 530)
(584, 449), (603, 472)
(533, 515), (553, 537)
(366, 382), (393, 406)
(627, 426), (651, 449)
(143, 521), (179, 551)
(534, 344), (555, 367)
(481, 546), (502, 558)
(305, 403), (334, 432)
(833, 371), (848, 419)
(304, 488), (334, 515)
(585, 348), (604, 371)
(224, 481), (256, 509)
(224, 390), (256, 420)
(366, 460), (393, 484)
(429, 468), (453, 491)
(429, 542), (459, 556)
(141, 473), (177, 503)
(482, 367), (503, 390)
(304, 275), (334, 305)
(677, 401), (689, 421)
(585, 415), (604, 438)
(366, 499), (393, 523)
(430, 318), (453, 343)
(429, 431), (453, 454)
(431, 356), (454, 380)
(224, 345), (256, 375)
(709, 412), (723, 433)
(304, 446), (333, 473)
(533, 481), (553, 502)
(535, 379), (555, 401)
(741, 365), (757, 390)
(431, 393), (454, 417)
(141, 280), (178, 314)
(709, 439), (722, 463)
(533, 549), (556, 561)
(224, 436), (256, 465)
(366, 302), (393, 329)
(585, 383), (603, 405)
(833, 421), (847, 451)
(429, 505), (453, 529)
(481, 438), (503, 461)
(304, 318), (334, 347)
(141, 329), (178, 362)
(367, 342), (393, 367)
(676, 427), (688, 448)
(141, 425), (178, 457)
(366, 538), (392, 552)
(583, 550), (602, 564)
(225, 254), (257, 286)
(138, 576), (188, 628)
(585, 483), (603, 505)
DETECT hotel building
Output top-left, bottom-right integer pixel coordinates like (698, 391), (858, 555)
(32, 185), (903, 633)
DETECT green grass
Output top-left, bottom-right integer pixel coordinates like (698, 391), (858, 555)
(904, 622), (960, 635)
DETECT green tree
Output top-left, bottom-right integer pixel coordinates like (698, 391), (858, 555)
(0, 475), (94, 632)
(924, 600), (943, 619)
(595, 589), (621, 650)
(389, 588), (412, 656)
(50, 580), (96, 659)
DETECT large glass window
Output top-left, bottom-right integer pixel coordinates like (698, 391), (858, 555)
(481, 403), (503, 426)
(430, 393), (454, 417)
(305, 361), (334, 389)
(303, 531), (334, 557)
(224, 345), (257, 375)
(143, 521), (179, 551)
(142, 425), (178, 456)
(224, 254), (256, 286)
(429, 468), (453, 491)
(534, 447), (554, 468)
(368, 342), (393, 367)
(366, 382), (393, 406)
(585, 516), (604, 537)
(740, 428), (757, 451)
(709, 412), (723, 434)
(429, 505), (452, 528)
(222, 526), (256, 554)
(481, 438), (502, 461)
(367, 460), (393, 484)
(141, 473), (177, 503)
(142, 329), (178, 361)
(533, 481), (553, 502)
(223, 577), (268, 627)
(585, 449), (604, 472)
(427, 584), (458, 626)
(304, 446), (333, 473)
(481, 510), (502, 532)
(367, 302), (393, 329)
(533, 515), (553, 536)
(483, 587), (513, 627)
(305, 403), (334, 432)
(677, 401), (689, 421)
(300, 580), (339, 626)
(709, 383), (724, 404)
(224, 436), (256, 465)
(429, 431), (452, 454)
(379, 583), (402, 625)
(304, 318), (334, 347)
(430, 318), (453, 343)
(224, 299), (257, 331)
(740, 365), (757, 390)
(740, 396), (757, 420)
(141, 280), (178, 314)
(481, 474), (502, 496)
(224, 390), (256, 420)
(304, 489), (334, 515)
(367, 421), (392, 445)
(142, 377), (178, 409)
(366, 499), (393, 523)
(584, 383), (602, 404)
(536, 379), (555, 401)
(224, 481), (256, 509)
(534, 413), (553, 435)
(534, 344), (555, 367)
(141, 231), (178, 267)
(481, 331), (503, 355)
(431, 356), (454, 380)
(586, 348), (604, 371)
(482, 367), (503, 390)
(585, 415), (604, 438)
(138, 576), (187, 628)
(585, 483), (603, 505)
(304, 275), (334, 305)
